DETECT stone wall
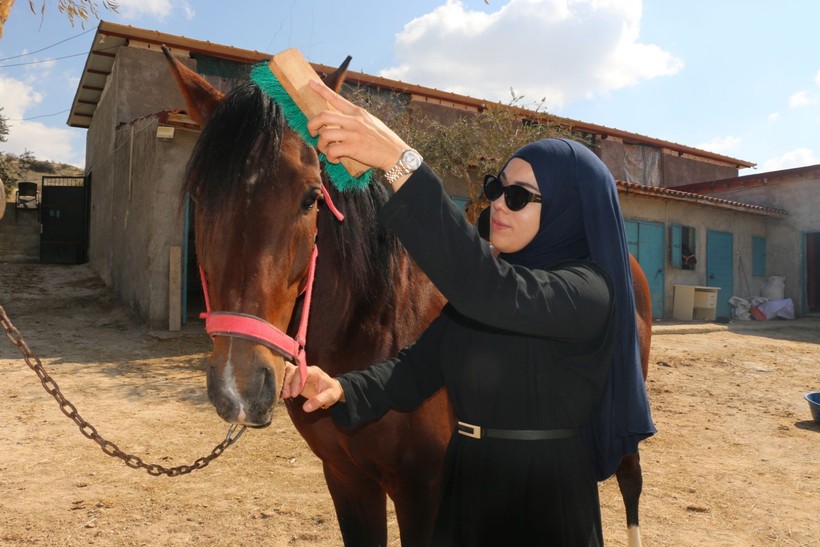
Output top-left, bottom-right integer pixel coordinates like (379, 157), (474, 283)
(0, 203), (39, 263)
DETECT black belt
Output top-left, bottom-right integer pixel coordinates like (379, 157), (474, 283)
(457, 421), (579, 441)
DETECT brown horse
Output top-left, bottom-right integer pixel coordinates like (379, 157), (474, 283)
(164, 48), (651, 547)
(624, 253), (651, 547)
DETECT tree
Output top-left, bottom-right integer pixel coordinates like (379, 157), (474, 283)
(0, 108), (9, 199)
(0, 0), (118, 38)
(0, 155), (11, 204)
(346, 86), (575, 222)
(19, 149), (36, 169)
(0, 107), (8, 143)
(28, 0), (118, 26)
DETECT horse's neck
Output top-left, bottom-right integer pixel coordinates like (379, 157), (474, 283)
(307, 249), (445, 376)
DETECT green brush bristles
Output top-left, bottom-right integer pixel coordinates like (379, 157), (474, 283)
(251, 62), (372, 192)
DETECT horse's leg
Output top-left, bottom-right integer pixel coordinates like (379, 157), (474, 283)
(626, 254), (651, 547)
(616, 452), (643, 547)
(323, 461), (388, 547)
(386, 466), (441, 545)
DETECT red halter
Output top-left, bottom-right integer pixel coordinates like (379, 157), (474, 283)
(198, 184), (344, 391)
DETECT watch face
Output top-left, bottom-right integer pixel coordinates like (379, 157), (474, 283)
(402, 150), (423, 170)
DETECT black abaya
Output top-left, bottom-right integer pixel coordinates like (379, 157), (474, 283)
(332, 164), (616, 546)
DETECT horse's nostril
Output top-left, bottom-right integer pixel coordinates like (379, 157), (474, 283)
(252, 365), (277, 411)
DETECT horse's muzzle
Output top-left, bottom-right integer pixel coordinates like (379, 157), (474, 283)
(205, 347), (280, 427)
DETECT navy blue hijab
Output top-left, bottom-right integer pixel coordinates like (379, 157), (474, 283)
(498, 139), (655, 481)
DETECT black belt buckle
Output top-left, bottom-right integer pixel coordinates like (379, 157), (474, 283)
(457, 420), (579, 441)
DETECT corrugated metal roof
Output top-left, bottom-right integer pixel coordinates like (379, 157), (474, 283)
(616, 180), (787, 217)
(69, 21), (754, 169)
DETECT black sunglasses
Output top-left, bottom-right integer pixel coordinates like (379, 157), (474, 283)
(483, 174), (542, 212)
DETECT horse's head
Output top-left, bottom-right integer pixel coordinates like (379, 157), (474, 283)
(164, 47), (352, 427)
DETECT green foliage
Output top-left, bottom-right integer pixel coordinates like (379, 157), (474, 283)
(0, 108), (8, 143)
(19, 149), (36, 168)
(0, 151), (82, 198)
(344, 86), (572, 221)
(0, 155), (11, 197)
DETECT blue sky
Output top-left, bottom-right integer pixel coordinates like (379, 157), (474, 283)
(1, 0), (818, 176)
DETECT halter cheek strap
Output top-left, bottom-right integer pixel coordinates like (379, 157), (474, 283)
(198, 183), (344, 393)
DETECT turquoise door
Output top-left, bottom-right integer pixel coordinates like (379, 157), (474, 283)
(624, 220), (665, 319)
(706, 230), (734, 319)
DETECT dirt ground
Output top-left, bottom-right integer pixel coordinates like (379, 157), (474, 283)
(0, 262), (818, 547)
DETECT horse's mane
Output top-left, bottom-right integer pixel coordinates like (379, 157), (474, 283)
(321, 182), (401, 301)
(185, 81), (401, 300)
(184, 82), (285, 214)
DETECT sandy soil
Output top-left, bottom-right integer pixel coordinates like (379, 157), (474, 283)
(0, 262), (818, 546)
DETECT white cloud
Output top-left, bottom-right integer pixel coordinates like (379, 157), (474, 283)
(767, 112), (780, 122)
(760, 148), (817, 172)
(3, 121), (81, 166)
(65, 75), (81, 90)
(815, 70), (820, 86)
(697, 136), (741, 155)
(182, 1), (196, 20)
(115, 0), (194, 21)
(0, 76), (82, 166)
(30, 58), (56, 75)
(380, 0), (682, 107)
(788, 90), (814, 109)
(0, 76), (43, 118)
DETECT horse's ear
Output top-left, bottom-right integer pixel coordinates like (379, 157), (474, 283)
(161, 45), (224, 126)
(322, 55), (352, 93)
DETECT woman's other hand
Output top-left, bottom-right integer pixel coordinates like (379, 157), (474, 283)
(282, 363), (345, 412)
(306, 79), (410, 173)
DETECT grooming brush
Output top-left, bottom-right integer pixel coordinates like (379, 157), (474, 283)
(251, 48), (372, 191)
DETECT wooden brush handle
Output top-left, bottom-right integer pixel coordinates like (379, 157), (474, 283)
(268, 49), (370, 178)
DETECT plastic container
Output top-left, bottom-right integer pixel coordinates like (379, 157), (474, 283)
(805, 392), (820, 423)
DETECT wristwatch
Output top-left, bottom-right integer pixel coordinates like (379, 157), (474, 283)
(384, 149), (423, 184)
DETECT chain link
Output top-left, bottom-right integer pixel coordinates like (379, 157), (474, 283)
(0, 304), (246, 477)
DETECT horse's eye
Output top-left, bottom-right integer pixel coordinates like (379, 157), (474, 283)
(302, 189), (321, 212)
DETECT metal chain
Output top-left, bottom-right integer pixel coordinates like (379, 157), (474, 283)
(0, 304), (246, 477)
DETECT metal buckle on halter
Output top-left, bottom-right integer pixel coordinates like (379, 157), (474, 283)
(457, 421), (481, 439)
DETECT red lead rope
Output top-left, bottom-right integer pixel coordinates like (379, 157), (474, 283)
(198, 184), (344, 392)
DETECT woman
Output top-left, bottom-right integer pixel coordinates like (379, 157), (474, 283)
(283, 79), (655, 545)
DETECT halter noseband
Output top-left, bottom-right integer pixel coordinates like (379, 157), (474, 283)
(198, 183), (344, 392)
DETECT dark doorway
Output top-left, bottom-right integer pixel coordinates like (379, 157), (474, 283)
(40, 176), (87, 264)
(182, 194), (204, 324)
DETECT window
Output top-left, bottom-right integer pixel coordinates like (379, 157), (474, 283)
(670, 224), (697, 270)
(752, 236), (766, 277)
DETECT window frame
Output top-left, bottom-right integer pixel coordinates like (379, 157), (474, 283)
(670, 224), (697, 270)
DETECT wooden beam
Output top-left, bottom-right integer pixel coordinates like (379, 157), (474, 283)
(168, 245), (182, 331)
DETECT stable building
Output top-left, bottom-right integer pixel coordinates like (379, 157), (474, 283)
(59, 21), (816, 328)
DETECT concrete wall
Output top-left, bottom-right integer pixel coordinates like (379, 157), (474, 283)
(662, 154), (738, 187)
(113, 47), (194, 127)
(619, 193), (773, 318)
(692, 177), (820, 313)
(0, 204), (39, 263)
(599, 138), (738, 187)
(87, 115), (197, 329)
(86, 47), (201, 328)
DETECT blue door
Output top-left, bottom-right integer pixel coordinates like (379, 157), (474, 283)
(706, 230), (734, 319)
(624, 220), (665, 319)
